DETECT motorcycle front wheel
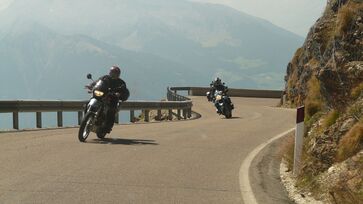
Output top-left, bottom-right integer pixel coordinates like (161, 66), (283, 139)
(78, 112), (95, 142)
(96, 131), (107, 139)
(224, 106), (232, 119)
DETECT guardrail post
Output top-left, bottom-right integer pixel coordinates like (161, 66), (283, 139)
(13, 112), (19, 130)
(168, 109), (173, 120)
(36, 112), (42, 128)
(282, 94), (287, 105)
(144, 110), (150, 122)
(78, 111), (83, 125)
(167, 88), (170, 100)
(177, 109), (181, 120)
(130, 110), (135, 123)
(115, 112), (119, 124)
(157, 110), (162, 121)
(57, 111), (63, 127)
(188, 89), (193, 96)
(293, 106), (305, 176)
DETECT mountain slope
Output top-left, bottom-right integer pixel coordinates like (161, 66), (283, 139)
(0, 22), (199, 100)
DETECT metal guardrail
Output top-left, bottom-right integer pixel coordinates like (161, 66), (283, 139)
(0, 87), (193, 130)
(170, 87), (284, 98)
(167, 87), (191, 101)
(0, 86), (282, 130)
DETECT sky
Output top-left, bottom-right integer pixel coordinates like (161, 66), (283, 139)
(0, 0), (12, 10)
(191, 0), (327, 37)
(0, 0), (327, 36)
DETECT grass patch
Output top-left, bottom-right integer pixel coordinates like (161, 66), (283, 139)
(305, 111), (324, 134)
(323, 110), (340, 128)
(320, 21), (336, 53)
(336, 122), (363, 162)
(335, 1), (363, 37)
(279, 134), (295, 171)
(305, 76), (324, 118)
(348, 102), (363, 121)
(351, 83), (363, 100)
(292, 48), (303, 64)
(308, 57), (320, 69)
(336, 3), (355, 36)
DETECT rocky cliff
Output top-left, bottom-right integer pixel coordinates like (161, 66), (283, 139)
(284, 0), (363, 203)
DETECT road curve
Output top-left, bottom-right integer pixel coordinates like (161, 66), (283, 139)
(0, 97), (295, 204)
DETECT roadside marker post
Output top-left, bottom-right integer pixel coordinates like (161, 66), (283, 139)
(293, 106), (305, 176)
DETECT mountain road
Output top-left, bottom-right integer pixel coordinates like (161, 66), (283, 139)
(0, 96), (295, 203)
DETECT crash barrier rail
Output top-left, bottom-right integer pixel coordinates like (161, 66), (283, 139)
(0, 87), (193, 130)
(170, 87), (284, 99)
(0, 86), (282, 130)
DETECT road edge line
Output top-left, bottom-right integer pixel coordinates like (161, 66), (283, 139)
(239, 127), (296, 204)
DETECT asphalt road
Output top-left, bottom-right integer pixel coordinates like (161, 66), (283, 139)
(0, 97), (295, 204)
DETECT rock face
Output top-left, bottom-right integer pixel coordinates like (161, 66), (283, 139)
(283, 0), (363, 203)
(285, 0), (363, 109)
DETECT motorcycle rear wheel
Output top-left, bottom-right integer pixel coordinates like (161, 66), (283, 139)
(78, 112), (94, 142)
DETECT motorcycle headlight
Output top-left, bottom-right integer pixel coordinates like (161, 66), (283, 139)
(94, 90), (104, 97)
(216, 95), (222, 101)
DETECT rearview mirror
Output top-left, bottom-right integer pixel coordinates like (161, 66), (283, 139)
(87, 73), (92, 79)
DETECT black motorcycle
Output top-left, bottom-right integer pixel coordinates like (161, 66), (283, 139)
(213, 90), (234, 119)
(78, 74), (120, 142)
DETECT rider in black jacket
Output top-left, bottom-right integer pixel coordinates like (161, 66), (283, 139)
(208, 77), (228, 113)
(208, 77), (227, 100)
(90, 66), (129, 132)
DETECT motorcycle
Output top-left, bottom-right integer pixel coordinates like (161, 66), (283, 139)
(78, 74), (120, 142)
(213, 90), (234, 119)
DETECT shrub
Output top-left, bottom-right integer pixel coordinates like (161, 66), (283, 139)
(336, 122), (363, 162)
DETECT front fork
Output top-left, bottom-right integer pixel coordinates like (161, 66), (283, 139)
(85, 98), (104, 131)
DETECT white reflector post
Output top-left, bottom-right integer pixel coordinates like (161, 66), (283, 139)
(293, 106), (305, 176)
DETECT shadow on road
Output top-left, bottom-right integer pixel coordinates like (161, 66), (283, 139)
(221, 116), (241, 120)
(88, 138), (159, 145)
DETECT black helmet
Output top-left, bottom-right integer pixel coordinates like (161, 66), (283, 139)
(109, 66), (121, 79)
(214, 77), (222, 85)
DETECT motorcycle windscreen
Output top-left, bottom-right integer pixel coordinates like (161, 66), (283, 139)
(93, 80), (109, 94)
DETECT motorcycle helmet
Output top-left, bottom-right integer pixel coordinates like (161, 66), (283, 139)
(214, 77), (222, 86)
(109, 66), (121, 79)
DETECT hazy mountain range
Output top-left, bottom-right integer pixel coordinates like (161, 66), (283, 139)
(0, 0), (303, 100)
(191, 0), (326, 36)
